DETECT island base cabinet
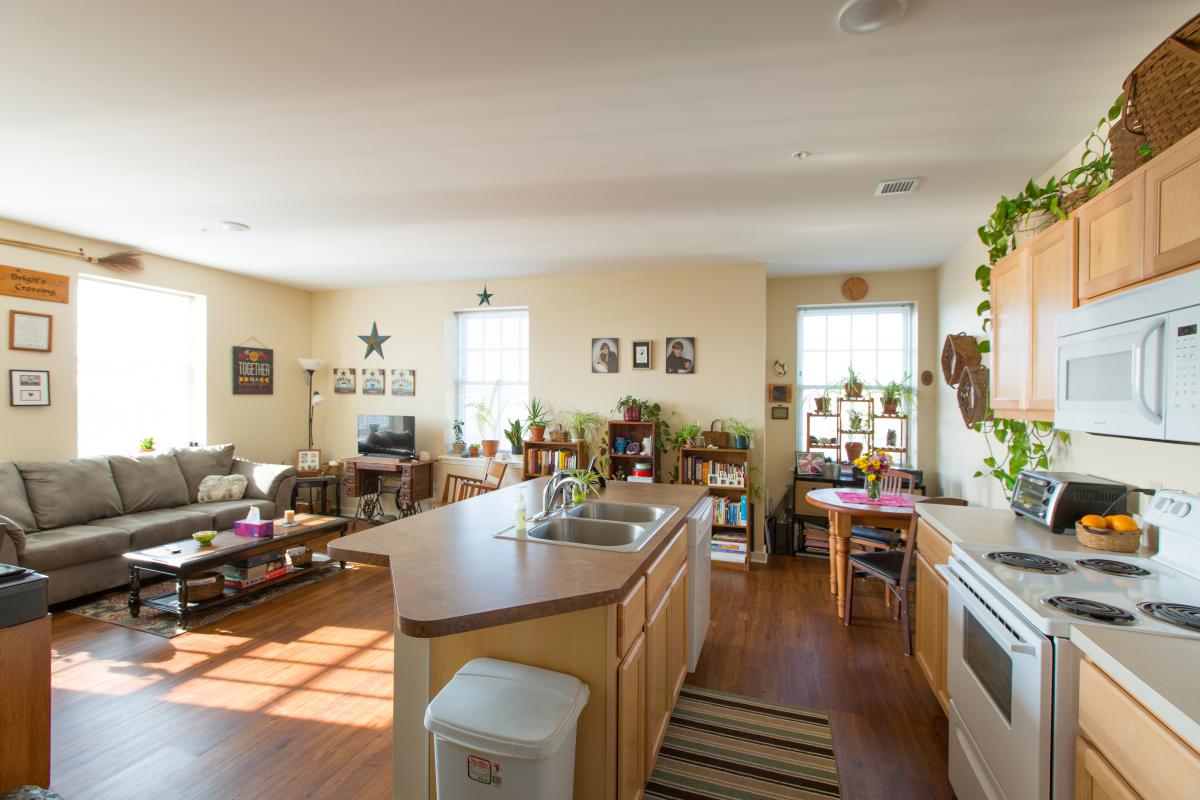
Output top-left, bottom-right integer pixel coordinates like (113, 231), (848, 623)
(643, 562), (688, 776)
(617, 633), (646, 800)
(1075, 737), (1140, 800)
(914, 551), (949, 715)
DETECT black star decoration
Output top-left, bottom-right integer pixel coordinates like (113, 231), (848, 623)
(358, 322), (390, 359)
(477, 284), (493, 306)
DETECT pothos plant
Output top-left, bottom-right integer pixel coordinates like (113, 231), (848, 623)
(965, 98), (1127, 496)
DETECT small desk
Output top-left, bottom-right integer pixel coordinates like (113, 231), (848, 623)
(292, 474), (342, 516)
(343, 456), (433, 522)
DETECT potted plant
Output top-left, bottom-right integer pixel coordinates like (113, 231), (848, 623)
(841, 366), (864, 398)
(139, 437), (155, 454)
(468, 443), (480, 458)
(726, 418), (753, 450)
(876, 374), (915, 415)
(562, 468), (601, 505)
(467, 382), (500, 457)
(567, 409), (604, 443)
(526, 397), (551, 441)
(674, 422), (702, 448)
(614, 395), (643, 422)
(848, 409), (864, 431)
(450, 419), (466, 455)
(503, 419), (525, 455)
(814, 388), (833, 414)
(845, 441), (864, 462)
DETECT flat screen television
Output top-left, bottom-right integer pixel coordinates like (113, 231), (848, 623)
(357, 415), (416, 458)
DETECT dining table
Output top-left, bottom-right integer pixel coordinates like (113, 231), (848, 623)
(804, 487), (923, 619)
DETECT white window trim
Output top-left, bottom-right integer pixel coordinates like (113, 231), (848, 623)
(454, 307), (529, 450)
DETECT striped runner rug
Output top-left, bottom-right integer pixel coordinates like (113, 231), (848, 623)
(645, 684), (841, 799)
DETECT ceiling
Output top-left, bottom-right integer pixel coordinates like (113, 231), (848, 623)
(0, 1), (1194, 290)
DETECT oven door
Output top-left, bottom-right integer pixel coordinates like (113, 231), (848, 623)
(1055, 315), (1166, 439)
(945, 560), (1053, 800)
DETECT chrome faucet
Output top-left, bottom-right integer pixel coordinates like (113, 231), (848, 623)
(536, 470), (587, 522)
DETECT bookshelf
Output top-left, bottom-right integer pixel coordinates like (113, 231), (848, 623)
(522, 440), (587, 479)
(606, 420), (657, 482)
(678, 446), (752, 572)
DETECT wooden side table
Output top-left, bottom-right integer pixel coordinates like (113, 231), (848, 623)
(0, 614), (51, 792)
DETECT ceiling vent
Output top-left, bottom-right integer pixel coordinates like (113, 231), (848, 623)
(874, 178), (920, 196)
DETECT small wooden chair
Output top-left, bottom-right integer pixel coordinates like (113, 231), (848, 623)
(843, 496), (968, 655)
(440, 458), (509, 505)
(848, 469), (917, 552)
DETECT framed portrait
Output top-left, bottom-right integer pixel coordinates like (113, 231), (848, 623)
(390, 368), (415, 396)
(591, 338), (618, 373)
(768, 383), (793, 403)
(632, 340), (651, 370)
(795, 451), (824, 475)
(9, 369), (49, 406)
(771, 405), (789, 420)
(665, 337), (695, 374)
(333, 368), (356, 394)
(362, 368), (385, 395)
(232, 346), (274, 395)
(9, 311), (52, 352)
(296, 449), (321, 476)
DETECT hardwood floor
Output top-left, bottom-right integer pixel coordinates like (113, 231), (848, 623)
(48, 553), (949, 799)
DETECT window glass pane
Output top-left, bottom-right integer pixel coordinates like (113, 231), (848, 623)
(466, 351), (483, 381)
(502, 316), (519, 348)
(484, 317), (502, 348)
(826, 351), (851, 384)
(801, 315), (826, 350)
(851, 314), (877, 350)
(852, 351), (877, 382)
(877, 351), (904, 384)
(827, 314), (851, 344)
(456, 309), (529, 451)
(466, 318), (484, 349)
(801, 352), (825, 387)
(878, 312), (904, 344)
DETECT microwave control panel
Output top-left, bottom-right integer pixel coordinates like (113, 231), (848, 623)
(1168, 310), (1199, 443)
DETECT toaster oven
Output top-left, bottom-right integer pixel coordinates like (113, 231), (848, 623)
(1010, 471), (1128, 532)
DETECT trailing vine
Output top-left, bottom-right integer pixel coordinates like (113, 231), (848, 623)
(968, 96), (1125, 497)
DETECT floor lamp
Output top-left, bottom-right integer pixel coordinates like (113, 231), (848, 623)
(299, 358), (325, 450)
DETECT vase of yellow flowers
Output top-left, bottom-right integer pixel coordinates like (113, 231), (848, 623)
(853, 449), (892, 501)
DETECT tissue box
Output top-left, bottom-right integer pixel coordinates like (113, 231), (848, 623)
(234, 518), (275, 538)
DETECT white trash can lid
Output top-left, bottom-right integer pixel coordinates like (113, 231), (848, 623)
(423, 658), (590, 760)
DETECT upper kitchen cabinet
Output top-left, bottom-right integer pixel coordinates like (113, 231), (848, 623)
(1145, 128), (1200, 279)
(990, 218), (1077, 421)
(1078, 172), (1145, 300)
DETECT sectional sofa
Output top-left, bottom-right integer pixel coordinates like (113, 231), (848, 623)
(0, 444), (296, 604)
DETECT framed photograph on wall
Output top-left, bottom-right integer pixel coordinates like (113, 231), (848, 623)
(632, 340), (651, 370)
(296, 449), (321, 476)
(665, 337), (694, 374)
(333, 368), (356, 394)
(9, 369), (50, 406)
(591, 338), (618, 373)
(768, 383), (793, 403)
(390, 368), (415, 396)
(771, 405), (789, 420)
(9, 310), (52, 352)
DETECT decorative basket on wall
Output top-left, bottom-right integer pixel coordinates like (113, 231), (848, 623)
(1110, 122), (1151, 181)
(1121, 13), (1200, 160)
(957, 366), (990, 428)
(941, 333), (981, 387)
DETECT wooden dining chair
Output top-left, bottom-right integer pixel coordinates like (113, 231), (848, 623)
(843, 496), (967, 655)
(848, 468), (917, 552)
(454, 459), (509, 501)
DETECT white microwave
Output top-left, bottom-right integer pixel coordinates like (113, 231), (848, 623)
(1056, 269), (1200, 444)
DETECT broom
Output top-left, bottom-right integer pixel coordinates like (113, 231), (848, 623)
(0, 237), (144, 272)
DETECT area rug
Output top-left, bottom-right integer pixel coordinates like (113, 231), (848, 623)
(64, 562), (349, 638)
(646, 685), (841, 799)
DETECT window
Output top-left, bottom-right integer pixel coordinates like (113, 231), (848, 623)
(797, 304), (914, 461)
(77, 276), (206, 456)
(455, 309), (529, 448)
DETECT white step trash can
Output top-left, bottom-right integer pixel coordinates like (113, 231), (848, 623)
(424, 657), (590, 799)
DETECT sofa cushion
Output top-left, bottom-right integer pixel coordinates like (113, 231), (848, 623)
(186, 499), (276, 530)
(232, 458), (295, 501)
(21, 525), (130, 573)
(93, 508), (214, 550)
(1, 513), (26, 560)
(108, 453), (191, 513)
(197, 474), (248, 503)
(17, 457), (124, 530)
(172, 444), (236, 501)
(0, 462), (38, 532)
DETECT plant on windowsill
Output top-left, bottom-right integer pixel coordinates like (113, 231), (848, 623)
(467, 381), (501, 458)
(503, 419), (524, 455)
(468, 443), (480, 458)
(567, 409), (604, 443)
(526, 397), (551, 441)
(139, 437), (155, 453)
(451, 419), (466, 455)
(840, 365), (864, 398)
(877, 375), (915, 415)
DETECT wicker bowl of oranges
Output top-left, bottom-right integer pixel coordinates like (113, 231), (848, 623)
(1076, 514), (1142, 553)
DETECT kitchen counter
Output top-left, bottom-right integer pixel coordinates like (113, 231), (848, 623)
(1070, 626), (1200, 752)
(329, 478), (708, 636)
(915, 502), (1153, 556)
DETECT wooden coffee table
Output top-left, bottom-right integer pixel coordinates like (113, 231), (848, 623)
(124, 513), (351, 629)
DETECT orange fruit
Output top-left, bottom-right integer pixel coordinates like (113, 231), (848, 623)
(1080, 514), (1107, 529)
(1106, 515), (1139, 533)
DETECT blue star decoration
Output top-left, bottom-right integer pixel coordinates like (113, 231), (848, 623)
(477, 284), (493, 306)
(358, 322), (390, 359)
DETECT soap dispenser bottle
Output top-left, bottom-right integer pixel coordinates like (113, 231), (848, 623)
(514, 494), (527, 536)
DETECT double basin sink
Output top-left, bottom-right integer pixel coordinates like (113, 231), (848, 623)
(494, 500), (678, 552)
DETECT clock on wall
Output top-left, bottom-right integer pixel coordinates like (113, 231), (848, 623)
(841, 277), (868, 301)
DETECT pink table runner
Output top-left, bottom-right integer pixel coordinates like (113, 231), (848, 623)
(835, 490), (914, 508)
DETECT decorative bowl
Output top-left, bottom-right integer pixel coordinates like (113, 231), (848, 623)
(192, 530), (218, 546)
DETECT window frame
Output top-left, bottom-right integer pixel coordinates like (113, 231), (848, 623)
(454, 307), (529, 451)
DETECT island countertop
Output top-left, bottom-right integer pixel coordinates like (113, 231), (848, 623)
(328, 478), (709, 638)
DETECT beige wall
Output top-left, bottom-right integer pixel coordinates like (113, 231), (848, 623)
(311, 264), (769, 546)
(0, 219), (312, 465)
(935, 144), (1200, 509)
(764, 271), (941, 508)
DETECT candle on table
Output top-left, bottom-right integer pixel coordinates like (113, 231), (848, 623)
(285, 509), (296, 524)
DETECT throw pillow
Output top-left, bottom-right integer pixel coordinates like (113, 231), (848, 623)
(0, 461), (38, 532)
(197, 474), (248, 503)
(172, 444), (236, 501)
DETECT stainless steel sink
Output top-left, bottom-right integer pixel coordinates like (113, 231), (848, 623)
(566, 500), (673, 523)
(528, 517), (645, 548)
(494, 500), (678, 552)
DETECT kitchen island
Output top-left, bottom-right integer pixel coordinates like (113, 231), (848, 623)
(329, 477), (709, 800)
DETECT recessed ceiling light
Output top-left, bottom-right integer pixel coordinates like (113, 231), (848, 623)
(218, 221), (251, 232)
(792, 151), (812, 162)
(837, 0), (908, 34)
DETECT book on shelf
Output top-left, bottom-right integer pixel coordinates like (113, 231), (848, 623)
(711, 550), (747, 563)
(222, 565), (288, 590)
(710, 495), (749, 527)
(681, 455), (747, 487)
(525, 447), (579, 475)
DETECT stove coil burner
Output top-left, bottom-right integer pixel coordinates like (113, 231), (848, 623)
(1045, 596), (1137, 625)
(1138, 602), (1200, 632)
(986, 551), (1073, 574)
(1076, 559), (1152, 578)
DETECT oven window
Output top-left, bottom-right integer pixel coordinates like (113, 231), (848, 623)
(964, 610), (1013, 723)
(1065, 352), (1131, 401)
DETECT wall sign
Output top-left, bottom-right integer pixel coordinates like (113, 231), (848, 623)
(0, 265), (70, 304)
(232, 346), (274, 395)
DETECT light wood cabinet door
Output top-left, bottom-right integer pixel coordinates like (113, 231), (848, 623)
(666, 563), (688, 706)
(1145, 129), (1200, 278)
(1028, 219), (1077, 415)
(1075, 737), (1141, 800)
(914, 551), (949, 715)
(1078, 172), (1145, 300)
(644, 589), (671, 771)
(618, 632), (647, 800)
(990, 248), (1029, 413)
